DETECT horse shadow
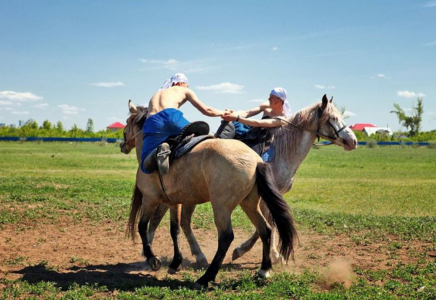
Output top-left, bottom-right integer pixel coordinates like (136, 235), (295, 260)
(13, 261), (191, 291)
(13, 258), (258, 291)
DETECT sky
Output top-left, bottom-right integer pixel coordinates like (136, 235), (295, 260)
(0, 0), (435, 132)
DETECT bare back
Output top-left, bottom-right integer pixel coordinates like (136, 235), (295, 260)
(147, 86), (189, 116)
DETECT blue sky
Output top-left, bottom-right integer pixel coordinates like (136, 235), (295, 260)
(1, 0), (435, 132)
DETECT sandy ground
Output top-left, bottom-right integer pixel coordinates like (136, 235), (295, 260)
(0, 218), (433, 290)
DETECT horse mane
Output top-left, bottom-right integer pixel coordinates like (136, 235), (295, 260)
(269, 101), (341, 162)
(132, 106), (148, 129)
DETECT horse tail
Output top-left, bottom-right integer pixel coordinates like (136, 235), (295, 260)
(127, 183), (143, 241)
(256, 162), (297, 262)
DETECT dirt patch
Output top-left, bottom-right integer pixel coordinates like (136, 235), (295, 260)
(0, 219), (433, 289)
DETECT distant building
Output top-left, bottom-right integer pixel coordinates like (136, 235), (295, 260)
(19, 120), (25, 127)
(349, 123), (376, 131)
(106, 122), (125, 132)
(0, 123), (5, 128)
(10, 124), (16, 129)
(364, 127), (393, 136)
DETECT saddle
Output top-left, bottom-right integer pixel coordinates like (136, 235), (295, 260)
(166, 121), (214, 164)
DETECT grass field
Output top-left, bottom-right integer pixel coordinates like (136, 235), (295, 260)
(0, 141), (435, 299)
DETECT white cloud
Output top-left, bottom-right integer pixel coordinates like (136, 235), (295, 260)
(58, 104), (79, 115)
(425, 40), (436, 46)
(108, 117), (122, 122)
(343, 111), (357, 118)
(272, 47), (278, 51)
(139, 58), (212, 73)
(397, 90), (426, 98)
(0, 91), (43, 101)
(423, 1), (436, 7)
(0, 100), (12, 105)
(314, 84), (335, 89)
(249, 99), (266, 103)
(12, 111), (29, 115)
(370, 73), (390, 79)
(378, 74), (386, 78)
(90, 81), (125, 87)
(197, 82), (245, 94)
(34, 103), (49, 108)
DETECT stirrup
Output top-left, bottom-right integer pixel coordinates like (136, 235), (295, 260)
(157, 143), (171, 175)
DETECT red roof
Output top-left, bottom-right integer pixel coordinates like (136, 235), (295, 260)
(107, 122), (125, 129)
(349, 123), (376, 131)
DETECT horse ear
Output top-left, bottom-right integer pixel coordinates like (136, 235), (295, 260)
(329, 96), (333, 103)
(128, 100), (137, 113)
(321, 94), (328, 109)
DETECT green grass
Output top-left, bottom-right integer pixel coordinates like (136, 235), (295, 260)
(1, 142), (435, 298)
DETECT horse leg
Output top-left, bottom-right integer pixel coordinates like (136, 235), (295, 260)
(147, 203), (169, 245)
(239, 190), (273, 278)
(181, 204), (208, 268)
(260, 201), (281, 264)
(168, 204), (183, 274)
(231, 231), (260, 261)
(138, 200), (162, 271)
(194, 206), (234, 289)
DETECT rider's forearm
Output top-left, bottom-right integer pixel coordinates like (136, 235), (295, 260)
(236, 116), (281, 128)
(203, 107), (224, 117)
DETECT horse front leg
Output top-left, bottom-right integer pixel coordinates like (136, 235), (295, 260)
(147, 203), (169, 245)
(138, 200), (161, 271)
(260, 200), (281, 264)
(168, 204), (183, 274)
(181, 203), (208, 268)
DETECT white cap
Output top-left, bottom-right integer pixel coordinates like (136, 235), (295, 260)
(159, 73), (189, 90)
(270, 87), (292, 118)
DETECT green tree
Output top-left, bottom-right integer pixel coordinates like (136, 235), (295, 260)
(70, 124), (79, 137)
(56, 121), (64, 132)
(26, 119), (38, 129)
(42, 120), (52, 130)
(390, 98), (423, 137)
(86, 118), (94, 133)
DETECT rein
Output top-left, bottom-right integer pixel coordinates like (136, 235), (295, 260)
(275, 114), (347, 142)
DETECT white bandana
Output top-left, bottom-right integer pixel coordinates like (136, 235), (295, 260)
(270, 87), (292, 118)
(159, 73), (189, 90)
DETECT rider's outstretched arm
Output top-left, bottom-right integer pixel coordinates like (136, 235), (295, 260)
(223, 113), (283, 128)
(233, 102), (270, 118)
(186, 89), (224, 117)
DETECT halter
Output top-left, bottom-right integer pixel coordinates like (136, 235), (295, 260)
(276, 107), (347, 142)
(123, 123), (142, 145)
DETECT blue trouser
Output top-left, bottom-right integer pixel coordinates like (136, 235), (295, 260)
(141, 108), (189, 174)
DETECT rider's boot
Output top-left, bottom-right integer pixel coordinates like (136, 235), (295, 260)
(156, 143), (171, 175)
(214, 121), (235, 139)
(142, 143), (171, 175)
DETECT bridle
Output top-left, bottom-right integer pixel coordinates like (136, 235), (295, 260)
(122, 116), (142, 146)
(276, 107), (347, 142)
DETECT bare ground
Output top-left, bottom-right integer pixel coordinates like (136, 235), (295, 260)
(0, 218), (433, 291)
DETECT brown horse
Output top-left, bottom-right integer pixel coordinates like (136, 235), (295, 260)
(122, 103), (297, 289)
(122, 95), (358, 269)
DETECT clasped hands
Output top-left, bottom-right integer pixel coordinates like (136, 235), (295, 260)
(221, 109), (238, 122)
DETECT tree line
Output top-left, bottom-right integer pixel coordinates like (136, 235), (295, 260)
(0, 118), (123, 139)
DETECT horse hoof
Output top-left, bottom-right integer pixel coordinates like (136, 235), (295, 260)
(148, 257), (162, 271)
(271, 252), (281, 265)
(168, 267), (180, 274)
(258, 269), (271, 278)
(193, 282), (206, 290)
(196, 254), (209, 268)
(232, 248), (243, 261)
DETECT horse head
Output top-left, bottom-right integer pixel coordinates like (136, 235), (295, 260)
(120, 100), (147, 154)
(313, 94), (357, 151)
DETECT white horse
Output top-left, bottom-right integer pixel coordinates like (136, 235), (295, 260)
(121, 95), (357, 288)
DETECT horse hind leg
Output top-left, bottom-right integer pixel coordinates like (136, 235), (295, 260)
(194, 205), (234, 289)
(239, 190), (273, 278)
(168, 204), (183, 274)
(181, 204), (208, 268)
